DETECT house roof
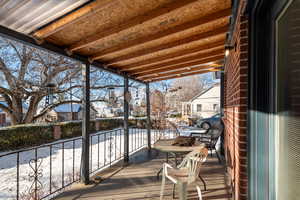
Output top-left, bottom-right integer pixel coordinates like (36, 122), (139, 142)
(188, 82), (220, 102)
(0, 0), (231, 82)
(0, 101), (28, 113)
(0, 101), (8, 113)
(54, 103), (97, 113)
(54, 103), (82, 113)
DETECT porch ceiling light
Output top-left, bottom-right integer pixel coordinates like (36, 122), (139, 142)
(225, 44), (235, 57)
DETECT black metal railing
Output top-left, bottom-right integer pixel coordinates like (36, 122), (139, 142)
(0, 135), (83, 200)
(0, 127), (177, 200)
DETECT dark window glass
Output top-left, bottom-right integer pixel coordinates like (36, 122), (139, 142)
(197, 104), (202, 112)
(277, 1), (300, 199)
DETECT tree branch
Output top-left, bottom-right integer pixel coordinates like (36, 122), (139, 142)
(0, 86), (13, 96)
(55, 67), (81, 86)
(0, 57), (15, 88)
(55, 84), (125, 94)
(19, 46), (33, 81)
(0, 101), (13, 115)
(7, 41), (22, 61)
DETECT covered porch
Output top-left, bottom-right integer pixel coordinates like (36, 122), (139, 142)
(0, 0), (235, 199)
(2, 0), (300, 199)
(55, 149), (231, 200)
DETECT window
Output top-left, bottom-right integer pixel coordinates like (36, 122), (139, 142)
(276, 1), (300, 199)
(186, 104), (191, 115)
(197, 104), (202, 112)
(213, 104), (218, 111)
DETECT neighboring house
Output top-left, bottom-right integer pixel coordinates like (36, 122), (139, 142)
(94, 101), (124, 118)
(0, 100), (12, 126)
(131, 88), (146, 117)
(55, 103), (82, 122)
(99, 106), (123, 118)
(0, 98), (7, 126)
(56, 103), (97, 122)
(36, 108), (58, 123)
(0, 105), (7, 127)
(182, 83), (220, 118)
(94, 102), (110, 118)
(132, 87), (146, 106)
(0, 99), (28, 126)
(39, 103), (98, 122)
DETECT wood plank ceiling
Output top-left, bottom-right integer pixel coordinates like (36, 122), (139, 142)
(33, 0), (231, 82)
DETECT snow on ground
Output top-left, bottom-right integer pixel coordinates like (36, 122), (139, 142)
(0, 128), (171, 200)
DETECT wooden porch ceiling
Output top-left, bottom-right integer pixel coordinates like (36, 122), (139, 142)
(33, 0), (231, 82)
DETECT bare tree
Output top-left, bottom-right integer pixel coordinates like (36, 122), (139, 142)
(165, 76), (204, 112)
(150, 76), (208, 115)
(171, 76), (204, 101)
(0, 37), (133, 125)
(150, 81), (171, 119)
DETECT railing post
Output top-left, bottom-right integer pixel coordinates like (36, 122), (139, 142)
(123, 76), (129, 163)
(146, 83), (151, 150)
(81, 62), (90, 184)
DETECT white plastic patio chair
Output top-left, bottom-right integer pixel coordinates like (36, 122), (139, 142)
(160, 148), (208, 200)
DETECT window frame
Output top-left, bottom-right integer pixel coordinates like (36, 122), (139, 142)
(248, 0), (291, 199)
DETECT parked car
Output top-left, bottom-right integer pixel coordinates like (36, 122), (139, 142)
(196, 113), (222, 129)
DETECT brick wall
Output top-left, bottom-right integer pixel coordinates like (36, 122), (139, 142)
(223, 1), (248, 199)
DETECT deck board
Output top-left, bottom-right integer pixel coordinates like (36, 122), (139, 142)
(54, 149), (232, 200)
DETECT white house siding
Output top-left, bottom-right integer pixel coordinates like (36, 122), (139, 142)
(182, 84), (220, 118)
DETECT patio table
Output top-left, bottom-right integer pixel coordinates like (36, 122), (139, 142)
(153, 138), (205, 153)
(153, 138), (207, 190)
(179, 127), (208, 136)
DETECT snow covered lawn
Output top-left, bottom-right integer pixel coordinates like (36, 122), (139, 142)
(0, 128), (170, 200)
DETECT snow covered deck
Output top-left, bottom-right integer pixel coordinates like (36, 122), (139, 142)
(54, 148), (232, 200)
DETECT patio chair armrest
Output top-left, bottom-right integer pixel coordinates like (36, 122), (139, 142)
(163, 162), (174, 177)
(163, 162), (174, 170)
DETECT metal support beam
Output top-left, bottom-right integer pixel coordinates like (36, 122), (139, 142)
(146, 83), (151, 150)
(220, 69), (225, 116)
(123, 76), (129, 163)
(220, 70), (225, 156)
(81, 62), (90, 184)
(226, 0), (240, 44)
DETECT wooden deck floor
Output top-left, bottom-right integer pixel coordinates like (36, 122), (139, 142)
(55, 149), (232, 200)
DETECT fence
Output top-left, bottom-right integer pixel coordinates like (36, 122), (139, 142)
(0, 126), (177, 200)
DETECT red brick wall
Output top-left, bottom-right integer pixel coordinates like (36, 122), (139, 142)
(223, 1), (248, 199)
